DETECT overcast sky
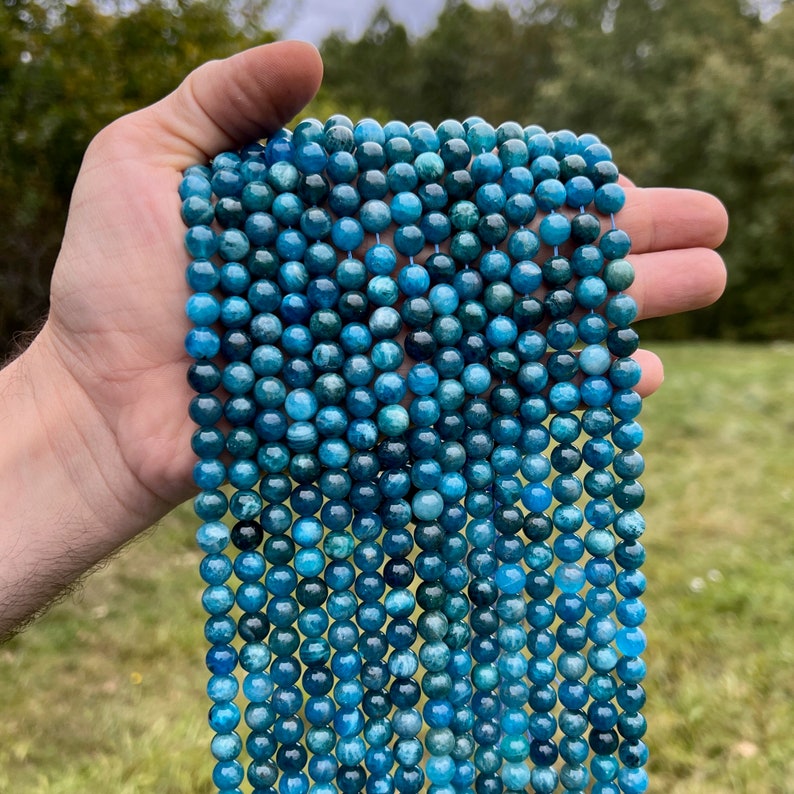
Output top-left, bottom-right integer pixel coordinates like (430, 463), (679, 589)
(266, 0), (783, 44)
(268, 0), (498, 44)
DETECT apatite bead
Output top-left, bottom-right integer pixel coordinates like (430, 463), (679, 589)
(606, 293), (639, 327)
(367, 275), (399, 308)
(539, 212), (571, 246)
(387, 161), (418, 193)
(398, 263), (431, 296)
(595, 182), (626, 214)
(400, 296), (433, 329)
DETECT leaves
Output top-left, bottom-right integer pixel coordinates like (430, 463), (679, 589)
(2, 0), (793, 351)
(0, 0), (266, 357)
(316, 0), (794, 341)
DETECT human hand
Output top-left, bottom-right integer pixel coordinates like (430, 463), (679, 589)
(1, 39), (728, 634)
(608, 178), (727, 394)
(34, 40), (324, 526)
(29, 41), (727, 538)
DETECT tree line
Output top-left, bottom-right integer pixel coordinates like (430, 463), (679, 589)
(2, 0), (792, 357)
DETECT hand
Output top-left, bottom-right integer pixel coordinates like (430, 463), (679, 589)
(39, 40), (324, 514)
(0, 41), (322, 635)
(1, 39), (726, 635)
(40, 45), (727, 512)
(615, 178), (727, 394)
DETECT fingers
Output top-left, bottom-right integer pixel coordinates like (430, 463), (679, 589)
(621, 186), (729, 253)
(629, 247), (728, 320)
(633, 348), (665, 398)
(120, 40), (324, 165)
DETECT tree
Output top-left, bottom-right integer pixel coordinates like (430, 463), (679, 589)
(318, 0), (794, 340)
(0, 0), (270, 356)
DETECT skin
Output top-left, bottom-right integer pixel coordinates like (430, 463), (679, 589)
(0, 40), (728, 639)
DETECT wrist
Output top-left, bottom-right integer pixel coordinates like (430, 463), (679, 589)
(0, 325), (171, 635)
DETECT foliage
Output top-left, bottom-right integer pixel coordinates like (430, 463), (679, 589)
(2, 0), (794, 351)
(315, 0), (794, 341)
(2, 342), (793, 791)
(0, 0), (270, 357)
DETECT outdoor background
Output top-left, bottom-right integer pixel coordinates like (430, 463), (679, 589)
(1, 0), (793, 792)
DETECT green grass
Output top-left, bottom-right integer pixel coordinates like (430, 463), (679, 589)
(2, 341), (793, 792)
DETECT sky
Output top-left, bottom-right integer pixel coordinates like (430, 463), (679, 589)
(267, 0), (500, 44)
(266, 0), (784, 44)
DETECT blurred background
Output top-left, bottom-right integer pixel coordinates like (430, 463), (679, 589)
(1, 1), (793, 793)
(1, 0), (793, 351)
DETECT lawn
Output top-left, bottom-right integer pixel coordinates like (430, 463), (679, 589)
(1, 342), (793, 793)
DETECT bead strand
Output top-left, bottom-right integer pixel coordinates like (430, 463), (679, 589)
(181, 115), (648, 794)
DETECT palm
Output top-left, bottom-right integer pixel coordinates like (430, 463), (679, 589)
(48, 140), (198, 504)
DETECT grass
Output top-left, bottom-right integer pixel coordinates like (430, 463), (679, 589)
(1, 341), (793, 792)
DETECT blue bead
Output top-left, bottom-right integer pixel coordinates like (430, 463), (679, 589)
(284, 388), (318, 421)
(521, 483), (552, 512)
(397, 263), (430, 296)
(595, 182), (626, 214)
(332, 217), (365, 252)
(617, 767), (649, 794)
(539, 212), (571, 246)
(565, 175), (596, 208)
(492, 564), (525, 595)
(606, 293), (639, 327)
(600, 228), (632, 259)
(581, 376), (613, 407)
(616, 626), (647, 656)
(374, 372), (407, 404)
(545, 319), (577, 350)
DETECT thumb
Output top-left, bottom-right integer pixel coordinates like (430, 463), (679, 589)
(119, 40), (323, 166)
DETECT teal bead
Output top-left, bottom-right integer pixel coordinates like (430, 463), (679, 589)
(565, 175), (596, 208)
(327, 150), (358, 182)
(600, 228), (632, 259)
(603, 257), (635, 290)
(449, 200), (479, 231)
(507, 227), (540, 260)
(499, 137), (529, 168)
(385, 135), (414, 164)
(539, 212), (571, 246)
(471, 151), (503, 183)
(331, 216), (364, 251)
(579, 344), (611, 376)
(616, 626), (647, 656)
(185, 224), (218, 258)
(367, 275), (399, 307)
(181, 195), (214, 226)
(324, 123), (355, 153)
(466, 121), (497, 153)
(185, 326), (220, 359)
(365, 243), (397, 276)
(354, 118), (385, 146)
(606, 293), (639, 327)
(534, 178), (567, 211)
(436, 118), (466, 144)
(180, 172), (212, 200)
(415, 151), (445, 182)
(449, 231), (481, 263)
(377, 404), (410, 436)
(186, 292), (221, 325)
(595, 182), (626, 214)
(420, 210), (451, 243)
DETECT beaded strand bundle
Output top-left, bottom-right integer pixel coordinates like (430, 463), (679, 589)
(181, 116), (649, 794)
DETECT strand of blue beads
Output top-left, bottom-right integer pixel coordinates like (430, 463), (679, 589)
(181, 115), (648, 794)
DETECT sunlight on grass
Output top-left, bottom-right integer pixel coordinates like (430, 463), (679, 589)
(1, 342), (793, 792)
